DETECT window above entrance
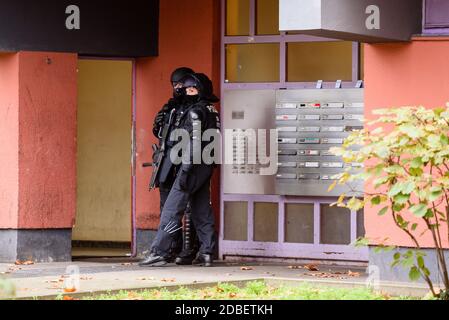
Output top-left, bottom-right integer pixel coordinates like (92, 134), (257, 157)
(223, 0), (362, 86)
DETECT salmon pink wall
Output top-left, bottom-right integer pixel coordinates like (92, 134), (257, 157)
(364, 38), (449, 248)
(0, 54), (19, 228)
(136, 0), (221, 230)
(17, 52), (78, 228)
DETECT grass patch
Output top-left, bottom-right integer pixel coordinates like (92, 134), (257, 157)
(68, 281), (420, 300)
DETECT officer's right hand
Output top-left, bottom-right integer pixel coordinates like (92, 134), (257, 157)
(154, 111), (165, 126)
(152, 111), (165, 137)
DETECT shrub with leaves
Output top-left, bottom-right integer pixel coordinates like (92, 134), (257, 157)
(330, 105), (449, 299)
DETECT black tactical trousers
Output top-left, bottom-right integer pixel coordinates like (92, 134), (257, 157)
(151, 165), (215, 257)
(159, 184), (183, 257)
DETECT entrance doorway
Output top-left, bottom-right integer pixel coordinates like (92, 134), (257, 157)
(72, 58), (134, 257)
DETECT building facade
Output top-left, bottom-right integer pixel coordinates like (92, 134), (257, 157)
(0, 0), (448, 283)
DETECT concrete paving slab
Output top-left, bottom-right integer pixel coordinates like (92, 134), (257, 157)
(0, 259), (432, 299)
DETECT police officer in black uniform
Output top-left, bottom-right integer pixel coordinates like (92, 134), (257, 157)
(150, 67), (195, 261)
(139, 73), (220, 267)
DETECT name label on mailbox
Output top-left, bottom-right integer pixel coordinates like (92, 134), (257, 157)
(298, 138), (320, 144)
(322, 115), (344, 120)
(298, 115), (321, 120)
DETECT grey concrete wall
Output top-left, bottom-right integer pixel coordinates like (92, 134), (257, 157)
(369, 246), (449, 285)
(135, 229), (157, 258)
(0, 230), (18, 262)
(0, 229), (72, 263)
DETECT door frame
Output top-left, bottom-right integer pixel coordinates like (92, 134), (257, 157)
(77, 56), (137, 256)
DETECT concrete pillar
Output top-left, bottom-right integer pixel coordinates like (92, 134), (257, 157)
(0, 52), (77, 262)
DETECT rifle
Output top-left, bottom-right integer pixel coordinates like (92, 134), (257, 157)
(145, 109), (176, 191)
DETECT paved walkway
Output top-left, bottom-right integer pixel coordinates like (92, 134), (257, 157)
(0, 258), (430, 299)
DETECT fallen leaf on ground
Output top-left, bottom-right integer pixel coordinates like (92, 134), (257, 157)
(347, 270), (360, 277)
(124, 292), (143, 300)
(304, 264), (319, 271)
(80, 277), (93, 281)
(229, 292), (237, 298)
(136, 277), (155, 281)
(121, 263), (132, 266)
(45, 280), (60, 284)
(288, 265), (303, 269)
(200, 291), (214, 299)
(303, 272), (346, 280)
(381, 292), (392, 300)
(240, 267), (253, 271)
(15, 260), (34, 266)
(161, 278), (176, 283)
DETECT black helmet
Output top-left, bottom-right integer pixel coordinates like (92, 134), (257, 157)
(171, 67), (194, 84)
(181, 73), (219, 103)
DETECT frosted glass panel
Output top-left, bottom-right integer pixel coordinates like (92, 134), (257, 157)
(224, 201), (248, 241)
(285, 204), (314, 244)
(254, 202), (278, 242)
(288, 42), (353, 82)
(320, 204), (351, 245)
(357, 210), (365, 239)
(256, 0), (279, 35)
(226, 0), (250, 36)
(226, 43), (280, 83)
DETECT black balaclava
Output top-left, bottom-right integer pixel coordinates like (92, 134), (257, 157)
(180, 74), (201, 104)
(171, 67), (194, 98)
(180, 73), (220, 105)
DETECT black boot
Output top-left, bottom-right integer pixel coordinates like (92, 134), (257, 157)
(192, 253), (213, 267)
(138, 252), (169, 267)
(175, 249), (197, 265)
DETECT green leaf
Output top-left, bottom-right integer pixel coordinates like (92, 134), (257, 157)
(378, 206), (389, 216)
(393, 252), (401, 260)
(409, 266), (421, 281)
(374, 176), (389, 188)
(429, 186), (443, 202)
(399, 124), (423, 139)
(409, 167), (423, 177)
(347, 197), (364, 211)
(411, 223), (418, 231)
(352, 237), (370, 248)
(410, 204), (429, 218)
(427, 134), (442, 149)
(402, 182), (415, 195)
(393, 193), (410, 205)
(410, 157), (423, 169)
(374, 146), (389, 159)
(392, 202), (405, 212)
(417, 256), (425, 269)
(441, 134), (449, 145)
(371, 196), (381, 206)
(388, 183), (403, 197)
(434, 107), (445, 117)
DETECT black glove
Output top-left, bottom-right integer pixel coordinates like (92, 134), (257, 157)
(152, 111), (166, 137)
